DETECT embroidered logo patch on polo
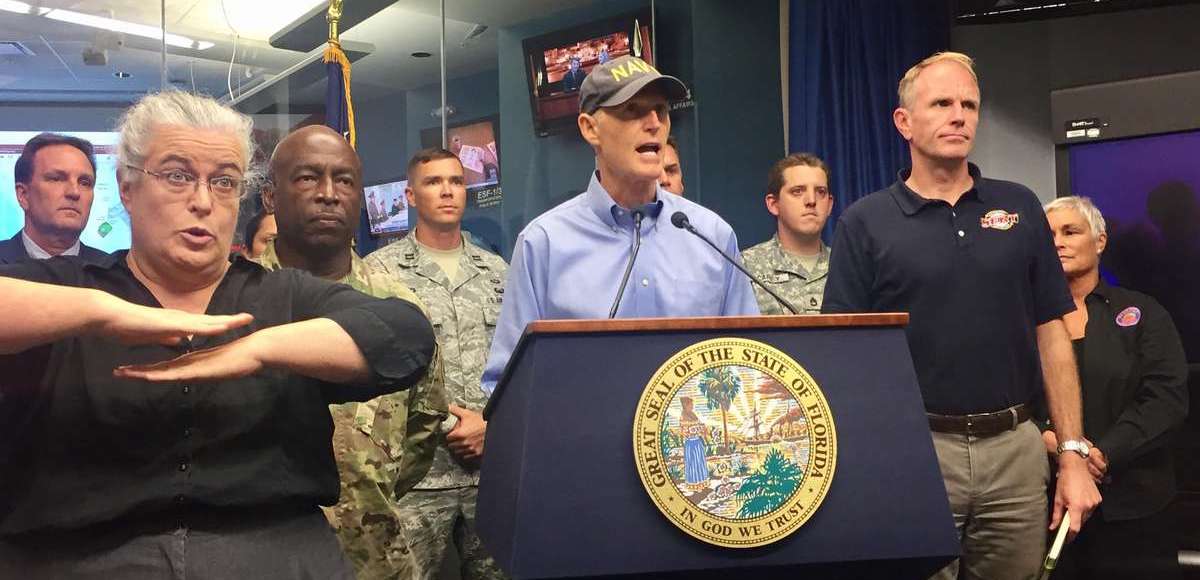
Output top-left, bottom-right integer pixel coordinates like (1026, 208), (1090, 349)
(980, 210), (1020, 230)
(1116, 306), (1142, 327)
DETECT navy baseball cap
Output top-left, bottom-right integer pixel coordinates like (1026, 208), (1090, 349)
(579, 55), (689, 114)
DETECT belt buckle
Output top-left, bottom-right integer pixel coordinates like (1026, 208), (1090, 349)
(964, 415), (977, 437)
(1008, 406), (1019, 431)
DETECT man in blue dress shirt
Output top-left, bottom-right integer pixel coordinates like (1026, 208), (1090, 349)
(481, 56), (759, 394)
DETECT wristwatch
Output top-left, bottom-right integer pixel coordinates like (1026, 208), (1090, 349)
(1057, 439), (1091, 459)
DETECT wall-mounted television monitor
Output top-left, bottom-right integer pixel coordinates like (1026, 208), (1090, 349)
(522, 9), (654, 137)
(420, 116), (503, 209)
(0, 131), (130, 253)
(364, 177), (409, 237)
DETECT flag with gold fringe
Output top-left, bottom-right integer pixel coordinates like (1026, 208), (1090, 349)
(324, 0), (356, 149)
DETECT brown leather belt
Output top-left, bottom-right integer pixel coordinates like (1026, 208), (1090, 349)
(927, 404), (1030, 437)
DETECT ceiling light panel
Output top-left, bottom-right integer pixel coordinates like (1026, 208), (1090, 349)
(43, 9), (214, 50)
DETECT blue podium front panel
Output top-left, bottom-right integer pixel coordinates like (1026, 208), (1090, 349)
(479, 324), (957, 579)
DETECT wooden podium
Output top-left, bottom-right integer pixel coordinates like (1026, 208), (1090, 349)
(477, 314), (957, 579)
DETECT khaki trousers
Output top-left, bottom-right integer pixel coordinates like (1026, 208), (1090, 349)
(929, 420), (1050, 580)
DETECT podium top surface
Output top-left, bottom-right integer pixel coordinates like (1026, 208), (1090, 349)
(486, 314), (909, 418)
(524, 313), (908, 335)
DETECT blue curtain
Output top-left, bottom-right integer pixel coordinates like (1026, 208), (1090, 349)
(789, 0), (951, 239)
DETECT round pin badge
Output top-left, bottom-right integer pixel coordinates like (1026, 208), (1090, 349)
(1115, 306), (1142, 327)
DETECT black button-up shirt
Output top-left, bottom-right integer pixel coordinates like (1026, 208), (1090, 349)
(1039, 282), (1188, 520)
(0, 252), (435, 536)
(823, 164), (1074, 414)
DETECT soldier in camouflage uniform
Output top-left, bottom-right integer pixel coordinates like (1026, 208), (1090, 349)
(742, 153), (835, 314)
(258, 125), (448, 580)
(364, 147), (508, 580)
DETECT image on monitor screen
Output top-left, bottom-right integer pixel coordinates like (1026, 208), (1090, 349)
(448, 120), (499, 189)
(0, 131), (129, 254)
(1068, 128), (1200, 361)
(542, 31), (632, 95)
(365, 178), (409, 237)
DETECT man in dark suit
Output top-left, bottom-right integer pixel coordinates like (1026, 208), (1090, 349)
(0, 133), (107, 264)
(561, 56), (586, 93)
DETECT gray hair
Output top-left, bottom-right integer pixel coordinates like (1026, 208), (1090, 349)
(116, 91), (258, 186)
(1044, 195), (1107, 239)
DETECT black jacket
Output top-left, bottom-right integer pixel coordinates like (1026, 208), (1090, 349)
(1072, 282), (1189, 520)
(0, 230), (109, 265)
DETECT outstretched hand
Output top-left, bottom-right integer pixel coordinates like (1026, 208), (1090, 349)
(114, 336), (264, 382)
(92, 295), (253, 346)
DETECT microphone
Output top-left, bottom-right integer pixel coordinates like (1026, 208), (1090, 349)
(670, 211), (799, 315)
(608, 209), (645, 318)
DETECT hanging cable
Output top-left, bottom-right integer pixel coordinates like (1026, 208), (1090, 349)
(220, 0), (240, 100)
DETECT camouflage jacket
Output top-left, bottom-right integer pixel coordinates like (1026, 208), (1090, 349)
(257, 241), (448, 579)
(365, 231), (507, 489)
(741, 234), (831, 315)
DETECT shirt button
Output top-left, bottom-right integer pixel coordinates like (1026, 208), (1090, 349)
(174, 494), (186, 504)
(181, 385), (190, 394)
(952, 211), (957, 217)
(957, 230), (965, 237)
(178, 462), (189, 472)
(183, 428), (192, 438)
(641, 278), (649, 287)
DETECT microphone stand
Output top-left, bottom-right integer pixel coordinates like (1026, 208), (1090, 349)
(670, 211), (799, 315)
(608, 210), (644, 318)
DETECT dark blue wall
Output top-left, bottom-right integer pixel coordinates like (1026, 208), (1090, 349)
(688, 1), (784, 248)
(354, 90), (406, 254)
(407, 69), (501, 156)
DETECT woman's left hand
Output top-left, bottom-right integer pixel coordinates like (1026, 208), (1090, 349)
(1087, 445), (1108, 483)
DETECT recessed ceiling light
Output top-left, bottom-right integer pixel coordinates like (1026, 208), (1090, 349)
(411, 51), (432, 58)
(113, 71), (131, 79)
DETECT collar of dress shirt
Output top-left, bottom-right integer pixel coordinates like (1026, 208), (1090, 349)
(22, 229), (81, 259)
(585, 171), (666, 230)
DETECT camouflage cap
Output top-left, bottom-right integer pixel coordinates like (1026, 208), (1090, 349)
(579, 55), (689, 114)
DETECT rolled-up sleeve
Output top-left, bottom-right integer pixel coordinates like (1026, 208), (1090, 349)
(324, 298), (436, 396)
(288, 270), (436, 402)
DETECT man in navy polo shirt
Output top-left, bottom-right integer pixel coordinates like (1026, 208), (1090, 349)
(823, 52), (1101, 580)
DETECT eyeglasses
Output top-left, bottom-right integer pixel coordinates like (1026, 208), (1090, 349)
(125, 164), (246, 199)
